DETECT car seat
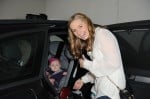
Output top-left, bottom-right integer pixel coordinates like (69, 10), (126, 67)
(48, 41), (69, 70)
(47, 40), (71, 93)
(47, 40), (84, 98)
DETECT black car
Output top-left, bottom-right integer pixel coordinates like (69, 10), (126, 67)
(0, 19), (150, 99)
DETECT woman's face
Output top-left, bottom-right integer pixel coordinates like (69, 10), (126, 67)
(70, 19), (89, 40)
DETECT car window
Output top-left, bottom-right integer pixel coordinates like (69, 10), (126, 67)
(113, 29), (150, 70)
(0, 32), (44, 85)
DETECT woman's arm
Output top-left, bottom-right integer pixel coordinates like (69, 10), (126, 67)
(81, 72), (95, 83)
(82, 28), (122, 77)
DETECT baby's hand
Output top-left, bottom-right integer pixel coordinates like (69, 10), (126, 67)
(45, 71), (49, 76)
(63, 72), (67, 75)
(49, 78), (55, 85)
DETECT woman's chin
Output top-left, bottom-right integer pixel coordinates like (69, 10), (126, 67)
(83, 37), (88, 40)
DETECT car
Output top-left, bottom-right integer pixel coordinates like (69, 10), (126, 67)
(0, 19), (150, 99)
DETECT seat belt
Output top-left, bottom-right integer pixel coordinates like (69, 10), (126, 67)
(55, 42), (64, 58)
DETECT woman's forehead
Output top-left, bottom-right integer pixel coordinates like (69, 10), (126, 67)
(70, 19), (85, 28)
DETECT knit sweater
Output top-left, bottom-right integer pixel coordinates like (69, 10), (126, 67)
(81, 27), (126, 99)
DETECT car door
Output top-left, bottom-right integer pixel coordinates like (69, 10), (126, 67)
(0, 20), (50, 99)
(108, 21), (150, 99)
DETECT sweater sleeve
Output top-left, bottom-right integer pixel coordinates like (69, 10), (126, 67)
(83, 28), (122, 77)
(81, 72), (95, 83)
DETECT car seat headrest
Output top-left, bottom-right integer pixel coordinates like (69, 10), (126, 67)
(18, 40), (31, 66)
(0, 41), (21, 63)
(49, 41), (64, 56)
(0, 40), (31, 66)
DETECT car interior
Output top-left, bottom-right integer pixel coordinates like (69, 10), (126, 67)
(1, 20), (150, 99)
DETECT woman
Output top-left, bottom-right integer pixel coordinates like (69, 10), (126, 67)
(68, 13), (126, 99)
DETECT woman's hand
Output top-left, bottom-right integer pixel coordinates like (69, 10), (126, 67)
(73, 79), (84, 90)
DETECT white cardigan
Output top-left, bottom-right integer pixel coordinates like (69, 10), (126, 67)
(81, 27), (126, 99)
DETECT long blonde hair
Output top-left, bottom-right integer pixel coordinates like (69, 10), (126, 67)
(68, 13), (95, 59)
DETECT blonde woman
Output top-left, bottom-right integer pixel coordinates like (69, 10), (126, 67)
(68, 13), (126, 99)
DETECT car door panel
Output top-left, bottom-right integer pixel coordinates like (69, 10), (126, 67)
(0, 20), (50, 99)
(110, 24), (150, 99)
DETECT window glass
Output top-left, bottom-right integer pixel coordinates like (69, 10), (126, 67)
(113, 29), (150, 70)
(0, 32), (44, 84)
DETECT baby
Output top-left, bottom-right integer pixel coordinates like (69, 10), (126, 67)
(46, 57), (67, 91)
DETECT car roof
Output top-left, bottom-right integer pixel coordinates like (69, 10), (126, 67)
(107, 20), (150, 30)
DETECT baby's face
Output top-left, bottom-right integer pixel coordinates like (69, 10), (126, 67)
(49, 60), (61, 72)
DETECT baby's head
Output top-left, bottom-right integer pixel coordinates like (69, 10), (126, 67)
(48, 57), (61, 72)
